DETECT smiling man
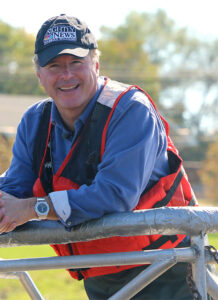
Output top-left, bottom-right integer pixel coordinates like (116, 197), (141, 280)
(36, 54), (99, 130)
(0, 14), (199, 299)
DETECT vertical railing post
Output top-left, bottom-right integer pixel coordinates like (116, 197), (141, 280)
(191, 234), (207, 300)
(17, 272), (44, 300)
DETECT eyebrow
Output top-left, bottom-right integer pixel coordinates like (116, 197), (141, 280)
(51, 56), (85, 63)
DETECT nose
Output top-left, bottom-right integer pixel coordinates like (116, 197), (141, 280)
(60, 64), (73, 80)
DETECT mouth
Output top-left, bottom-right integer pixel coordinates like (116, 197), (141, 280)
(58, 84), (79, 92)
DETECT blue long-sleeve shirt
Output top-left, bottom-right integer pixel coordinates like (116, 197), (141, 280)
(0, 76), (170, 228)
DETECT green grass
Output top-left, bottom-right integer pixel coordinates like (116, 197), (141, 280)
(0, 234), (217, 299)
(0, 245), (88, 300)
(208, 233), (218, 248)
(207, 233), (218, 273)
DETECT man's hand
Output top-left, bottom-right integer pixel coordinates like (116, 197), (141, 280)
(0, 191), (36, 234)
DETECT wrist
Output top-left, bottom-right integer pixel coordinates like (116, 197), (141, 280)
(32, 196), (58, 220)
(34, 196), (50, 219)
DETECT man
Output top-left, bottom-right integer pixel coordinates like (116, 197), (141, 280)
(0, 14), (197, 299)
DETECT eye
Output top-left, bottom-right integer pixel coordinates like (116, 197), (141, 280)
(71, 58), (83, 65)
(47, 63), (59, 69)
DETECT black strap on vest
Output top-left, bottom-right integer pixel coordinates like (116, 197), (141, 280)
(67, 244), (89, 280)
(143, 151), (197, 250)
(153, 170), (183, 208)
(33, 101), (54, 194)
(86, 102), (111, 182)
(41, 133), (53, 194)
(142, 235), (178, 250)
(188, 196), (198, 206)
(153, 165), (198, 209)
(33, 101), (52, 177)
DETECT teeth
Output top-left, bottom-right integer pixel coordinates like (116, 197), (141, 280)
(60, 85), (77, 90)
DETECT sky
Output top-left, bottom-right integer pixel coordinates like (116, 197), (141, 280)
(0, 0), (218, 40)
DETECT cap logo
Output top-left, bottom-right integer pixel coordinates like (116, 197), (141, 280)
(43, 25), (77, 45)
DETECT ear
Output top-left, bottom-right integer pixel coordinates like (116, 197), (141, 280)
(36, 69), (42, 84)
(95, 61), (100, 76)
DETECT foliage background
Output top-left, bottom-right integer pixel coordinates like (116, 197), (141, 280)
(0, 134), (13, 173)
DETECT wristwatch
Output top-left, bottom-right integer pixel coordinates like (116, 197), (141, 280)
(34, 197), (50, 219)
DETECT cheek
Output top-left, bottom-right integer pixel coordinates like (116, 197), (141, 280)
(39, 75), (56, 92)
(40, 78), (49, 92)
(86, 68), (98, 84)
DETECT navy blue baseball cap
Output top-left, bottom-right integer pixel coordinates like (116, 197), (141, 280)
(35, 14), (98, 67)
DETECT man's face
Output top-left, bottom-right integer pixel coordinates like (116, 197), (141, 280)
(37, 54), (99, 120)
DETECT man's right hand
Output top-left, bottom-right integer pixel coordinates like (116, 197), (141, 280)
(0, 191), (36, 234)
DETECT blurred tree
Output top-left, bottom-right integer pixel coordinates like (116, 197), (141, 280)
(0, 20), (44, 95)
(98, 10), (218, 144)
(98, 17), (160, 102)
(199, 139), (218, 204)
(0, 134), (14, 173)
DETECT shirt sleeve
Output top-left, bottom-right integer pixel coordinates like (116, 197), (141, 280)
(49, 90), (170, 228)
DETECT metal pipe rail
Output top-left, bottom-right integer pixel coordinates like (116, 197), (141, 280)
(0, 248), (197, 272)
(0, 207), (218, 247)
(0, 207), (218, 300)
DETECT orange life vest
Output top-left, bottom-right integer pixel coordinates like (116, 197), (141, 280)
(33, 79), (197, 280)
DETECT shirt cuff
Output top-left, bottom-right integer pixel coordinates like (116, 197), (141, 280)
(49, 190), (71, 224)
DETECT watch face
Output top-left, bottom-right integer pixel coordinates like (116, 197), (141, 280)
(37, 203), (49, 214)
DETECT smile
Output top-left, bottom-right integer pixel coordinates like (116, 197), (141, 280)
(59, 84), (79, 91)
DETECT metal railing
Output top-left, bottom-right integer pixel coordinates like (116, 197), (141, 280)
(0, 206), (218, 300)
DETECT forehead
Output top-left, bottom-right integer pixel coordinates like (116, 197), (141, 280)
(48, 54), (86, 63)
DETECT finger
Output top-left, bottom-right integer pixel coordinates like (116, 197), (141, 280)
(0, 215), (11, 234)
(0, 207), (5, 219)
(2, 222), (17, 233)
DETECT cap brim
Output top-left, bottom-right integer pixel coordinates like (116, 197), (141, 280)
(38, 44), (89, 67)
